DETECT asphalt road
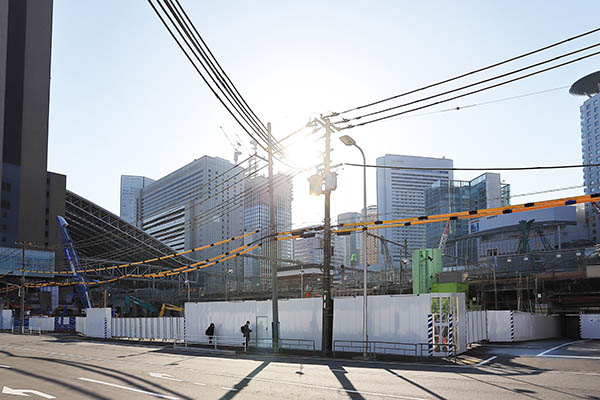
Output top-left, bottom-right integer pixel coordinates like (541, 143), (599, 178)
(0, 334), (599, 399)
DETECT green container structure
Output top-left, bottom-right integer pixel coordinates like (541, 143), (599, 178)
(431, 282), (469, 294)
(412, 248), (443, 294)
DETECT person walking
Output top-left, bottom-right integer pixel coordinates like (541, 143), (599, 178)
(241, 320), (252, 350)
(205, 323), (215, 344)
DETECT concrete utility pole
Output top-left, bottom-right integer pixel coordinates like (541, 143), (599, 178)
(268, 122), (280, 351)
(322, 117), (334, 356)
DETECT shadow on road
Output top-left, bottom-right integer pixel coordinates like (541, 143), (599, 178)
(328, 364), (365, 400)
(386, 369), (447, 400)
(0, 349), (194, 400)
(218, 360), (270, 400)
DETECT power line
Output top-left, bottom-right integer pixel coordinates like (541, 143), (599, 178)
(146, 0), (270, 153)
(336, 43), (600, 126)
(343, 162), (600, 171)
(330, 27), (600, 117)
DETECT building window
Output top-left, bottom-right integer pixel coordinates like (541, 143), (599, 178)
(1, 183), (10, 192)
(0, 200), (9, 209)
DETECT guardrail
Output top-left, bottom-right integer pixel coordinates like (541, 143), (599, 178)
(333, 340), (457, 359)
(183, 334), (247, 352)
(280, 338), (316, 352)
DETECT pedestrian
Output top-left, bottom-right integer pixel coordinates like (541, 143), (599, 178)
(240, 320), (252, 349)
(205, 323), (215, 344)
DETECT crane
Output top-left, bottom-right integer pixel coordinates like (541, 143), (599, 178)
(438, 221), (450, 252)
(124, 295), (157, 316)
(219, 126), (242, 164)
(159, 303), (184, 317)
(57, 216), (92, 310)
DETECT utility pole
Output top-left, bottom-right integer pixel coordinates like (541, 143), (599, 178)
(268, 122), (280, 351)
(20, 244), (25, 334)
(322, 117), (334, 356)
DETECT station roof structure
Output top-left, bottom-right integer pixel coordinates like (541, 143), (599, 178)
(64, 190), (193, 278)
(570, 71), (600, 96)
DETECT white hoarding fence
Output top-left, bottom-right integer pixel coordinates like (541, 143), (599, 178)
(111, 317), (183, 341)
(85, 308), (112, 338)
(466, 311), (487, 344)
(487, 310), (560, 342)
(580, 314), (600, 339)
(75, 317), (86, 335)
(1, 310), (12, 330)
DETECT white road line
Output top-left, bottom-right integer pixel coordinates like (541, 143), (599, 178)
(0, 365), (11, 368)
(149, 372), (183, 382)
(77, 378), (180, 400)
(220, 387), (239, 391)
(538, 354), (600, 360)
(193, 382), (207, 386)
(536, 340), (587, 357)
(477, 356), (497, 366)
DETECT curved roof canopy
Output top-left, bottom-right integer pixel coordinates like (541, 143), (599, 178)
(570, 71), (600, 96)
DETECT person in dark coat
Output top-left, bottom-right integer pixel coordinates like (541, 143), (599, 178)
(205, 323), (215, 344)
(241, 321), (252, 349)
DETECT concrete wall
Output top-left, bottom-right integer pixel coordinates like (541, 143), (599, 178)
(580, 314), (600, 339)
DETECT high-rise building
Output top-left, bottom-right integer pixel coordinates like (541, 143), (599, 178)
(0, 1), (65, 267)
(135, 156), (245, 290)
(337, 212), (361, 267)
(292, 234), (345, 269)
(376, 154), (453, 265)
(571, 71), (600, 242)
(362, 205), (380, 268)
(424, 173), (510, 249)
(243, 174), (293, 288)
(120, 175), (154, 224)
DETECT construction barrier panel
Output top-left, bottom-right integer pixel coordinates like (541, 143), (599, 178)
(29, 316), (55, 331)
(185, 293), (467, 355)
(580, 314), (600, 339)
(487, 310), (559, 342)
(466, 311), (487, 344)
(112, 317), (183, 341)
(75, 316), (86, 335)
(85, 308), (111, 338)
(0, 310), (12, 330)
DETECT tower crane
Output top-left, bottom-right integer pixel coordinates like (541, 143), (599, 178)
(438, 221), (450, 252)
(219, 126), (242, 164)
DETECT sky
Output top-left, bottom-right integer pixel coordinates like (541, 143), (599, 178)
(48, 1), (600, 229)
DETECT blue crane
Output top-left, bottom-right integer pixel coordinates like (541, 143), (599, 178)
(57, 216), (92, 310)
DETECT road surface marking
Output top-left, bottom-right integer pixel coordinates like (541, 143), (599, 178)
(0, 365), (11, 368)
(220, 387), (239, 391)
(193, 383), (207, 386)
(536, 340), (586, 357)
(330, 369), (346, 372)
(149, 372), (183, 382)
(5, 344), (429, 400)
(477, 356), (497, 366)
(2, 386), (55, 399)
(538, 354), (600, 360)
(77, 378), (179, 400)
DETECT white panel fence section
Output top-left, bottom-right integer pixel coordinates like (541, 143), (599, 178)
(1, 310), (12, 330)
(466, 311), (487, 344)
(487, 310), (560, 342)
(111, 317), (184, 341)
(85, 308), (112, 339)
(28, 316), (55, 332)
(580, 314), (600, 339)
(75, 316), (86, 335)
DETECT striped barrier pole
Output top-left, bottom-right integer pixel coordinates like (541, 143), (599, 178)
(427, 314), (433, 356)
(510, 310), (514, 342)
(448, 314), (454, 355)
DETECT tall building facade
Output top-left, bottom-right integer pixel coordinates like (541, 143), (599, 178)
(376, 154), (453, 265)
(243, 174), (293, 288)
(120, 175), (154, 224)
(135, 156), (245, 290)
(424, 173), (510, 249)
(292, 234), (345, 269)
(0, 0), (65, 270)
(362, 205), (380, 268)
(580, 92), (600, 242)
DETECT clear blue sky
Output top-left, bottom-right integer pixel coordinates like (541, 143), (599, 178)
(48, 1), (600, 227)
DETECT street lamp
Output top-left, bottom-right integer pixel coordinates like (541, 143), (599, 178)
(339, 134), (368, 357)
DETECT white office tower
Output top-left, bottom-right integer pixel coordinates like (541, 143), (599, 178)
(376, 154), (453, 265)
(120, 175), (154, 224)
(135, 156), (245, 291)
(243, 174), (293, 289)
